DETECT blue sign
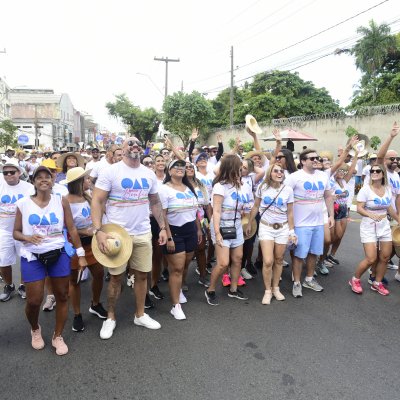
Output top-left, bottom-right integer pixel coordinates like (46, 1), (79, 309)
(96, 134), (103, 141)
(17, 134), (29, 145)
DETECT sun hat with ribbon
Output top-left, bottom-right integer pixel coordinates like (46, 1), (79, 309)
(245, 114), (262, 135)
(92, 224), (132, 268)
(59, 167), (92, 185)
(241, 215), (257, 240)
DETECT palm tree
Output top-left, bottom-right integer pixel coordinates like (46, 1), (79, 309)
(352, 20), (396, 100)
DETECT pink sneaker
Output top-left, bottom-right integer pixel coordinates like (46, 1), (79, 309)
(349, 278), (363, 294)
(222, 274), (231, 287)
(371, 281), (389, 296)
(31, 325), (45, 350)
(237, 275), (246, 287)
(52, 335), (68, 356)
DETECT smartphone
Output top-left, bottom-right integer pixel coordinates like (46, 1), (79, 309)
(76, 269), (83, 284)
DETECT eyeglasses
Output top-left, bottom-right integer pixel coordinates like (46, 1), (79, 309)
(3, 170), (17, 176)
(386, 157), (400, 162)
(185, 166), (195, 170)
(161, 151), (169, 155)
(371, 169), (382, 174)
(272, 169), (283, 174)
(172, 165), (185, 170)
(275, 155), (284, 161)
(305, 156), (319, 161)
(128, 140), (142, 147)
(337, 169), (347, 173)
(143, 161), (154, 166)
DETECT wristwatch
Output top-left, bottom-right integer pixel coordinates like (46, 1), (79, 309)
(167, 237), (173, 242)
(92, 227), (101, 236)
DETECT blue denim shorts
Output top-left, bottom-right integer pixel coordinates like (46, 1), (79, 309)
(21, 251), (71, 283)
(294, 225), (324, 259)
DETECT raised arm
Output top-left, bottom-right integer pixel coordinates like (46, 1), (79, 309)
(246, 127), (261, 151)
(377, 122), (399, 162)
(216, 133), (224, 161)
(330, 135), (358, 176)
(270, 129), (282, 163)
(165, 136), (185, 161)
(344, 151), (359, 183)
(188, 128), (199, 159)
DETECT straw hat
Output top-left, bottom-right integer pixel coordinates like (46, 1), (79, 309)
(242, 215), (257, 240)
(41, 159), (62, 172)
(244, 150), (266, 163)
(0, 160), (24, 174)
(92, 224), (132, 268)
(349, 140), (368, 157)
(392, 226), (400, 257)
(56, 152), (85, 169)
(245, 114), (262, 135)
(60, 167), (91, 185)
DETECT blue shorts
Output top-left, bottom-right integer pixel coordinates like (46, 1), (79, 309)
(21, 251), (71, 283)
(210, 221), (244, 249)
(294, 226), (324, 259)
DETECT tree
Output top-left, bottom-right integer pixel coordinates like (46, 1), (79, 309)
(349, 21), (399, 106)
(210, 71), (340, 128)
(370, 136), (381, 150)
(162, 91), (215, 146)
(106, 94), (161, 144)
(0, 119), (18, 150)
(345, 125), (359, 138)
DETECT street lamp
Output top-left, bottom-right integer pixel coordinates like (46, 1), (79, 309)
(136, 72), (164, 97)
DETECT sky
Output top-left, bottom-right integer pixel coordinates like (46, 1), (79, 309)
(0, 0), (398, 132)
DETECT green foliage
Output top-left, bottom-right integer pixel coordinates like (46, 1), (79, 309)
(242, 141), (254, 152)
(162, 91), (215, 147)
(345, 126), (359, 138)
(228, 138), (236, 149)
(106, 94), (161, 144)
(210, 71), (340, 128)
(370, 136), (381, 150)
(0, 119), (18, 150)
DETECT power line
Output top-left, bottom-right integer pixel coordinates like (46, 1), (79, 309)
(225, 0), (263, 25)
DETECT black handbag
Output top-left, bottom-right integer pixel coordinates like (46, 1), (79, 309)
(220, 192), (239, 240)
(33, 249), (62, 267)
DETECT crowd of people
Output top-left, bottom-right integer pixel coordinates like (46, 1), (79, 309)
(0, 121), (399, 356)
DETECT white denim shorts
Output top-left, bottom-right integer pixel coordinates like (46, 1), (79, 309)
(360, 217), (391, 243)
(258, 223), (289, 245)
(0, 234), (20, 267)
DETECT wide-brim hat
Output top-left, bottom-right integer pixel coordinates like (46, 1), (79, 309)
(60, 167), (92, 185)
(244, 150), (266, 163)
(349, 140), (368, 157)
(245, 114), (262, 135)
(0, 161), (24, 174)
(56, 152), (85, 169)
(92, 224), (132, 268)
(392, 226), (400, 257)
(242, 215), (257, 240)
(41, 158), (62, 172)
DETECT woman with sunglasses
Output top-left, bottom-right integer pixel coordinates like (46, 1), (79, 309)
(205, 154), (250, 306)
(62, 167), (107, 332)
(13, 166), (87, 355)
(185, 162), (213, 287)
(245, 164), (295, 304)
(350, 164), (399, 295)
(160, 159), (202, 320)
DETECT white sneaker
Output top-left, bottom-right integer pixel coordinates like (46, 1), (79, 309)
(42, 295), (56, 311)
(241, 268), (253, 280)
(100, 318), (116, 339)
(127, 274), (134, 287)
(170, 304), (186, 320)
(134, 313), (161, 330)
(395, 273), (400, 282)
(282, 260), (289, 267)
(179, 290), (187, 304)
(388, 260), (398, 270)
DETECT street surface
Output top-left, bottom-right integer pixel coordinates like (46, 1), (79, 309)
(1, 213), (400, 400)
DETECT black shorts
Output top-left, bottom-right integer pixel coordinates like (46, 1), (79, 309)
(163, 220), (198, 255)
(150, 216), (159, 239)
(334, 204), (348, 220)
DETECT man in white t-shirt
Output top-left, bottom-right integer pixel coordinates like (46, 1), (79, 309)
(85, 147), (101, 170)
(0, 161), (34, 301)
(90, 144), (120, 184)
(376, 122), (400, 272)
(92, 137), (168, 339)
(285, 149), (334, 298)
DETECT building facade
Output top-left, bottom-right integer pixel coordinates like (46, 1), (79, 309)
(0, 77), (11, 121)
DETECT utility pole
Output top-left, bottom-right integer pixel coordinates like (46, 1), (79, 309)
(230, 46), (234, 127)
(34, 104), (40, 150)
(154, 56), (180, 98)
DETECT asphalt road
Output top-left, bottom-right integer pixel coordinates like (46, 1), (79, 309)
(1, 213), (400, 400)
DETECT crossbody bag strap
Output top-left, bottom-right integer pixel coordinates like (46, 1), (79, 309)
(232, 190), (239, 226)
(259, 185), (285, 220)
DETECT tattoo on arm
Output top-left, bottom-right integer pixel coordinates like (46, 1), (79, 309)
(149, 193), (165, 227)
(107, 275), (122, 315)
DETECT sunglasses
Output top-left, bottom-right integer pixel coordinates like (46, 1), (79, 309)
(337, 169), (347, 173)
(305, 156), (320, 162)
(210, 149), (217, 153)
(386, 157), (400, 162)
(186, 166), (195, 170)
(128, 140), (142, 147)
(272, 168), (283, 174)
(143, 161), (154, 166)
(3, 170), (17, 176)
(275, 155), (284, 161)
(172, 165), (185, 170)
(371, 169), (382, 174)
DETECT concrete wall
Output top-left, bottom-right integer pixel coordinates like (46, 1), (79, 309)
(204, 107), (400, 153)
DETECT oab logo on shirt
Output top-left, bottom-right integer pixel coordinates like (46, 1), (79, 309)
(389, 178), (400, 190)
(1, 194), (24, 204)
(263, 196), (284, 206)
(373, 196), (390, 206)
(81, 206), (91, 217)
(231, 192), (249, 204)
(28, 212), (61, 236)
(120, 178), (150, 200)
(303, 181), (325, 191)
(176, 191), (195, 200)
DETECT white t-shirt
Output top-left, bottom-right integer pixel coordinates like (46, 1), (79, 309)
(241, 175), (255, 213)
(362, 165), (371, 186)
(86, 159), (100, 171)
(0, 180), (34, 234)
(194, 185), (209, 219)
(386, 169), (400, 212)
(256, 184), (294, 224)
(356, 159), (364, 176)
(357, 185), (392, 216)
(17, 194), (65, 255)
(90, 158), (111, 179)
(196, 170), (214, 200)
(332, 179), (349, 206)
(159, 184), (198, 226)
(211, 182), (249, 228)
(70, 201), (92, 229)
(53, 182), (68, 196)
(26, 161), (40, 176)
(95, 161), (158, 235)
(285, 169), (329, 227)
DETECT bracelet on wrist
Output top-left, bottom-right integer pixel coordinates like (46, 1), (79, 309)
(76, 247), (86, 257)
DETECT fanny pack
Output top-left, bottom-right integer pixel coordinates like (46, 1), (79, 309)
(33, 249), (62, 267)
(220, 192), (239, 240)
